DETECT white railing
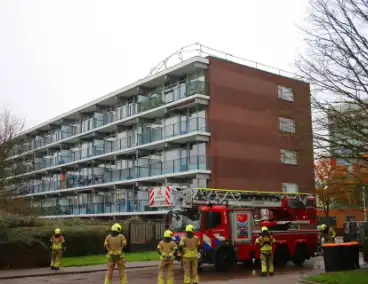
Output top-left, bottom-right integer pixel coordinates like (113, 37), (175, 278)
(147, 43), (297, 79)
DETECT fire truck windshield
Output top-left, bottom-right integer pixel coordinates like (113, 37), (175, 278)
(165, 208), (202, 232)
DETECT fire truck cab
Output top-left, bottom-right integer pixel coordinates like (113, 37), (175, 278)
(150, 187), (319, 272)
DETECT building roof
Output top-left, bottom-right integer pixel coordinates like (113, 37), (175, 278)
(18, 43), (301, 139)
(18, 56), (209, 138)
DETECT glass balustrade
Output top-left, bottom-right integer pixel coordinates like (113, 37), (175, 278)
(18, 155), (207, 196)
(11, 81), (208, 156)
(66, 173), (104, 188)
(17, 118), (207, 173)
(40, 199), (156, 216)
(20, 180), (61, 194)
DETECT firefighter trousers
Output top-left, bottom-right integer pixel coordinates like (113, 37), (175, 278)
(183, 257), (199, 283)
(260, 253), (274, 273)
(50, 249), (62, 268)
(104, 259), (127, 284)
(158, 259), (174, 284)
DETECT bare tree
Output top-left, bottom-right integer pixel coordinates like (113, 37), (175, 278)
(0, 108), (27, 213)
(298, 0), (368, 205)
(0, 109), (45, 246)
(0, 109), (24, 186)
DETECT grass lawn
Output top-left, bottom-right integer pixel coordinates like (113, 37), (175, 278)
(305, 268), (368, 284)
(61, 251), (159, 267)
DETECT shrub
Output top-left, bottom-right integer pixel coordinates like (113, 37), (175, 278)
(0, 214), (125, 268)
(0, 225), (109, 268)
(0, 213), (155, 268)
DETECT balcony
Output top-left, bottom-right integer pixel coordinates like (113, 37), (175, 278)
(39, 199), (161, 216)
(16, 180), (60, 195)
(18, 117), (208, 174)
(104, 155), (207, 182)
(18, 155), (208, 196)
(9, 80), (208, 158)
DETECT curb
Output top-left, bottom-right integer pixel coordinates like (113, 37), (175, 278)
(298, 276), (321, 284)
(0, 264), (158, 280)
(298, 272), (322, 284)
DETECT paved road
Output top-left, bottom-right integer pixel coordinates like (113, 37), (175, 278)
(0, 261), (159, 279)
(0, 260), (319, 284)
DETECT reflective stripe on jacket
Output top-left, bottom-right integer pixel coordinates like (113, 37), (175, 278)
(50, 235), (65, 250)
(321, 228), (336, 243)
(157, 240), (177, 260)
(255, 235), (276, 254)
(104, 234), (127, 257)
(179, 235), (200, 258)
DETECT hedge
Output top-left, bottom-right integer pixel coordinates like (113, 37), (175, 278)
(0, 215), (143, 268)
(0, 225), (111, 268)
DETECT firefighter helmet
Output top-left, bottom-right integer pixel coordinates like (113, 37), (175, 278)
(164, 230), (173, 238)
(113, 223), (122, 232)
(185, 224), (194, 232)
(111, 224), (121, 232)
(261, 226), (268, 232)
(54, 228), (61, 234)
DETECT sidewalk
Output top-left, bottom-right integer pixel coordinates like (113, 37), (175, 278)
(0, 261), (160, 280)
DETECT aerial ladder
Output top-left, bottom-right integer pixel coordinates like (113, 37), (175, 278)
(149, 187), (318, 225)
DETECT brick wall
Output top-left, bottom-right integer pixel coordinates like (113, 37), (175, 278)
(318, 208), (365, 228)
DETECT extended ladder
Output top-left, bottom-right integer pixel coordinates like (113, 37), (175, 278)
(149, 186), (315, 208)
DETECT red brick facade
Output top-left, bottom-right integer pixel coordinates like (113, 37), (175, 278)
(206, 57), (314, 192)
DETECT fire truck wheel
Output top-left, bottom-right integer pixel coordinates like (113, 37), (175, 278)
(215, 248), (236, 272)
(274, 255), (287, 267)
(274, 245), (289, 267)
(292, 244), (307, 266)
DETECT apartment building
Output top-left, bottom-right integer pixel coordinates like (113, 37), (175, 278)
(7, 54), (315, 218)
(323, 102), (368, 225)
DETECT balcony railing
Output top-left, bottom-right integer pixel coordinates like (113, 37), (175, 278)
(17, 117), (207, 173)
(10, 80), (208, 157)
(39, 199), (160, 216)
(17, 155), (208, 195)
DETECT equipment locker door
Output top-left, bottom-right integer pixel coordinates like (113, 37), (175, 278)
(230, 211), (254, 244)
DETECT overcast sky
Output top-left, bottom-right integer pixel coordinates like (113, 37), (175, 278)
(0, 0), (310, 130)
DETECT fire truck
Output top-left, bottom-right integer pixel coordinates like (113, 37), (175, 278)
(149, 187), (319, 272)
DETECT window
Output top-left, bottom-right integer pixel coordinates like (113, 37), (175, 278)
(169, 208), (202, 231)
(280, 149), (297, 165)
(319, 216), (337, 227)
(346, 216), (357, 222)
(282, 183), (299, 193)
(205, 212), (222, 229)
(279, 117), (296, 133)
(278, 86), (294, 102)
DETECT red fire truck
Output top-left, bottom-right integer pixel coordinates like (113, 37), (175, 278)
(149, 187), (319, 272)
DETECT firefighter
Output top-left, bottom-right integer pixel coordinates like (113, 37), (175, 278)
(104, 223), (128, 284)
(179, 224), (200, 284)
(157, 230), (177, 284)
(50, 228), (66, 270)
(320, 224), (336, 244)
(255, 226), (276, 277)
